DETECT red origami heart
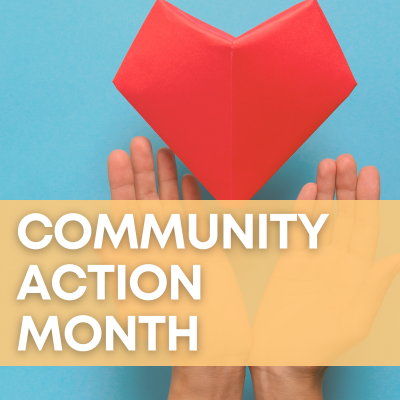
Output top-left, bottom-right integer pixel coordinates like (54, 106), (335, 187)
(114, 0), (356, 200)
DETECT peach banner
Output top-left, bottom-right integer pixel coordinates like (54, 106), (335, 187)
(1, 200), (400, 366)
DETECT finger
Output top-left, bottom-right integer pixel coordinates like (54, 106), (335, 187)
(107, 150), (136, 200)
(106, 150), (139, 259)
(316, 159), (336, 200)
(356, 166), (380, 200)
(350, 166), (381, 262)
(296, 182), (317, 200)
(313, 159), (336, 247)
(130, 136), (158, 200)
(332, 154), (358, 249)
(182, 174), (202, 200)
(156, 148), (180, 200)
(335, 154), (358, 200)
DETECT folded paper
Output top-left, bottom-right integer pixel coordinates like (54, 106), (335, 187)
(114, 0), (356, 200)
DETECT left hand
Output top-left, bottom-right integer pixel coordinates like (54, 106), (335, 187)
(108, 137), (247, 400)
(108, 136), (201, 201)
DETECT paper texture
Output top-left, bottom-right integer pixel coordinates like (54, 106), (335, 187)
(114, 0), (356, 199)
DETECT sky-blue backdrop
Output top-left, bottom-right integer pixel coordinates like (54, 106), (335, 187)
(1, 0), (399, 398)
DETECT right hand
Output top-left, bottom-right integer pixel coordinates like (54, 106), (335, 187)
(250, 155), (400, 398)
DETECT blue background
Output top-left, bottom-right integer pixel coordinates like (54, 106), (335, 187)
(1, 0), (399, 398)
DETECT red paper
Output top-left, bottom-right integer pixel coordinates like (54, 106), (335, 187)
(114, 0), (356, 200)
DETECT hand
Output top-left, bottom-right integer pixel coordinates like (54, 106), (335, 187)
(108, 137), (246, 400)
(250, 154), (399, 399)
(108, 136), (201, 201)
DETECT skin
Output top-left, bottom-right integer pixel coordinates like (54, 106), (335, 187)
(108, 138), (380, 399)
(249, 155), (380, 400)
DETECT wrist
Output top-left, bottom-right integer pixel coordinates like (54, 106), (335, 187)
(250, 367), (325, 400)
(168, 367), (246, 400)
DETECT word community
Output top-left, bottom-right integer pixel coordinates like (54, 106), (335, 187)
(18, 212), (329, 250)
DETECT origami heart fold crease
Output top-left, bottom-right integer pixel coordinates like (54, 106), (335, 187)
(114, 0), (356, 200)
